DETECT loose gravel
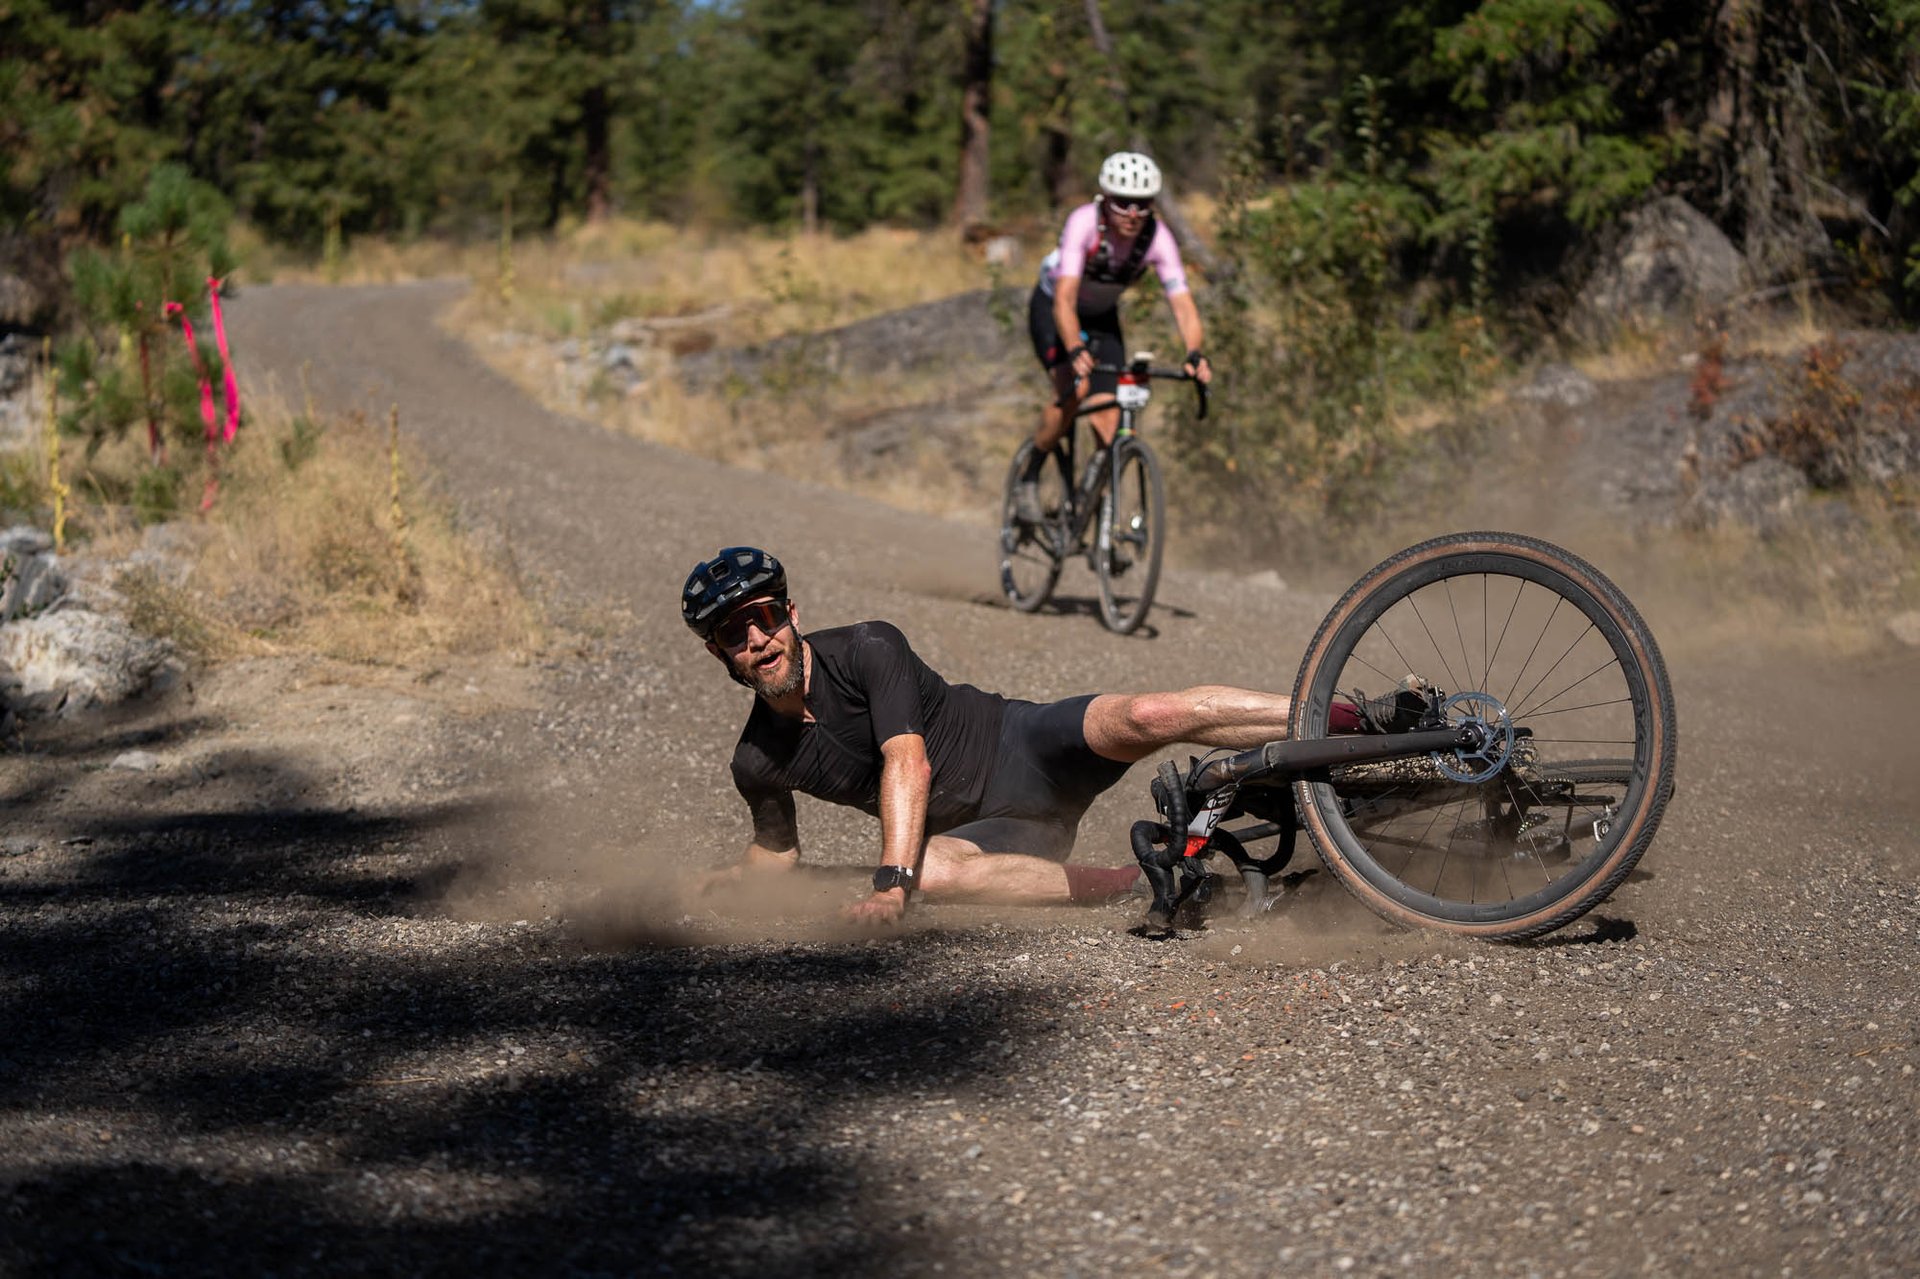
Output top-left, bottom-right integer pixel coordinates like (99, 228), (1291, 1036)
(2, 283), (1915, 1277)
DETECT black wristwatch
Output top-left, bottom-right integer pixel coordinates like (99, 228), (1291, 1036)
(872, 864), (917, 894)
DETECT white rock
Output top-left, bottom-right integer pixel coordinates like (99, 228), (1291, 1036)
(1888, 610), (1920, 648)
(984, 236), (1022, 268)
(0, 610), (173, 717)
(0, 548), (66, 621)
(111, 750), (163, 772)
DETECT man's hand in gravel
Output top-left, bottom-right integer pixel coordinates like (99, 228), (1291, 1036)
(842, 887), (908, 927)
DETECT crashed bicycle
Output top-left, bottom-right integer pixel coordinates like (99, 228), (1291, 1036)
(1126, 531), (1677, 942)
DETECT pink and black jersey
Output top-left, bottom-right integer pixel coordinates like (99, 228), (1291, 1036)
(1037, 200), (1189, 315)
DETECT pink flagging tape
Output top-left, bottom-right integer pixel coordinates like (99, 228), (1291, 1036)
(207, 276), (240, 442)
(163, 301), (219, 442)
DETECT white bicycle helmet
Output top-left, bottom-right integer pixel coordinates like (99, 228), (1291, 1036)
(1098, 151), (1162, 201)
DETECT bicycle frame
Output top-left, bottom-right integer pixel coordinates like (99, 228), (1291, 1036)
(1131, 721), (1492, 937)
(1047, 356), (1204, 555)
(1050, 400), (1140, 555)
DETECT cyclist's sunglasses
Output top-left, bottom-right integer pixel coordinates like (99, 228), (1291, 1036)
(1106, 197), (1153, 217)
(713, 598), (792, 649)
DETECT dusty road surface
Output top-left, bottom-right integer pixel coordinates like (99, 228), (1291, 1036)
(4, 281), (1918, 1276)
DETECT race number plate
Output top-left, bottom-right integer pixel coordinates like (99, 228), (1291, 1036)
(1116, 383), (1151, 409)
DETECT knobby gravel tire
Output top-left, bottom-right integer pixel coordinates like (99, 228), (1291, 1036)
(1094, 436), (1165, 635)
(998, 441), (1068, 613)
(1288, 531), (1677, 940)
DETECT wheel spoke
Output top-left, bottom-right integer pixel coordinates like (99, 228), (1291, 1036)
(1298, 535), (1674, 938)
(1095, 442), (1163, 634)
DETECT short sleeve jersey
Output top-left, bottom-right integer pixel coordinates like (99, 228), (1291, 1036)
(729, 622), (1010, 849)
(1036, 201), (1189, 315)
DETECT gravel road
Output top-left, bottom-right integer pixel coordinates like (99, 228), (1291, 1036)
(3, 281), (1917, 1276)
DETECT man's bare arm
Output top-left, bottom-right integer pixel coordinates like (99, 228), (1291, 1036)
(1168, 292), (1210, 382)
(844, 732), (931, 924)
(697, 791), (800, 893)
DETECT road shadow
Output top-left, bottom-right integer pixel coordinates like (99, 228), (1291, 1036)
(1518, 914), (1640, 948)
(967, 589), (1193, 636)
(0, 712), (1052, 1274)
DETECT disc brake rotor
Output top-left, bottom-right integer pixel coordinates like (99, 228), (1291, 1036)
(1432, 691), (1518, 783)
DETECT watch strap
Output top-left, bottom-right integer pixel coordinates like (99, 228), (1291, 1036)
(872, 864), (917, 893)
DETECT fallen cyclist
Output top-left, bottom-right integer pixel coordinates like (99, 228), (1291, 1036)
(685, 546), (1432, 924)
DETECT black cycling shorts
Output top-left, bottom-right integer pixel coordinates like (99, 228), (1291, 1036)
(1028, 286), (1125, 401)
(940, 693), (1132, 861)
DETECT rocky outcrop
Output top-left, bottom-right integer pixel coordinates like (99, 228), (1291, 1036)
(1570, 197), (1750, 342)
(674, 288), (1028, 393)
(0, 333), (38, 445)
(0, 525), (180, 720)
(0, 608), (173, 718)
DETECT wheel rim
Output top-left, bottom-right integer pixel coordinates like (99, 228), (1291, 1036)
(1298, 551), (1665, 929)
(1096, 445), (1158, 630)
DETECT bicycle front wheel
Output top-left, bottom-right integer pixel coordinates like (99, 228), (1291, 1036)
(999, 441), (1068, 612)
(1094, 436), (1165, 634)
(1288, 532), (1677, 940)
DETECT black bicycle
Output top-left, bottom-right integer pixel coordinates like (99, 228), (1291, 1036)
(997, 355), (1206, 634)
(1129, 531), (1678, 942)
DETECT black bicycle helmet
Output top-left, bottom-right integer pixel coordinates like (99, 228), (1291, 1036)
(682, 546), (787, 639)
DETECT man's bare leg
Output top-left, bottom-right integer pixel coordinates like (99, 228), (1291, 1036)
(1033, 365), (1076, 455)
(916, 834), (1136, 905)
(1082, 685), (1294, 764)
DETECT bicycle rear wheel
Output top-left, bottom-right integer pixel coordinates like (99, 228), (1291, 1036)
(1288, 532), (1676, 940)
(999, 442), (1068, 612)
(1094, 436), (1165, 634)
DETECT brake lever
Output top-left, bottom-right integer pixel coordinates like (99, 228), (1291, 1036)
(1150, 759), (1189, 844)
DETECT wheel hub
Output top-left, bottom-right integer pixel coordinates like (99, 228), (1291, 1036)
(1432, 691), (1518, 783)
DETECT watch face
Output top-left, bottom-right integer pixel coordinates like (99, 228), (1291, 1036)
(873, 865), (915, 892)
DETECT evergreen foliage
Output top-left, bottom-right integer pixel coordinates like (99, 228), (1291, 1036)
(11, 0), (1920, 529)
(56, 165), (235, 460)
(9, 0), (1920, 289)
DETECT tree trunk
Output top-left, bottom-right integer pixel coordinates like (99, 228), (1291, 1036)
(1704, 0), (1827, 280)
(580, 0), (614, 224)
(1081, 0), (1217, 272)
(583, 82), (612, 224)
(802, 136), (819, 235)
(1042, 60), (1074, 211)
(952, 0), (993, 233)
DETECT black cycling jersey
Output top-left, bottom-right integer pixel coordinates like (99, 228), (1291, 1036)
(730, 621), (1008, 849)
(729, 621), (1132, 859)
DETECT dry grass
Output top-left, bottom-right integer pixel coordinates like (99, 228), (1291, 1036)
(10, 384), (546, 667)
(233, 221), (481, 288)
(253, 214), (1918, 656)
(1570, 289), (1845, 383)
(249, 214), (1006, 348)
(449, 218), (999, 347)
(608, 368), (1008, 519)
(436, 218), (1023, 518)
(1644, 505), (1920, 661)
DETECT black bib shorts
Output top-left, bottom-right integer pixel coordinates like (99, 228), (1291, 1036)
(941, 693), (1132, 861)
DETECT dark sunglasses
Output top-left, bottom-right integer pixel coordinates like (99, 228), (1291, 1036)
(1106, 197), (1153, 217)
(713, 598), (792, 649)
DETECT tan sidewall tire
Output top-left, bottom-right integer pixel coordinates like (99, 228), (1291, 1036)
(1288, 532), (1677, 941)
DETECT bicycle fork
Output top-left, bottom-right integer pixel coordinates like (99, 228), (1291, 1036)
(1127, 727), (1475, 937)
(1129, 760), (1297, 939)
